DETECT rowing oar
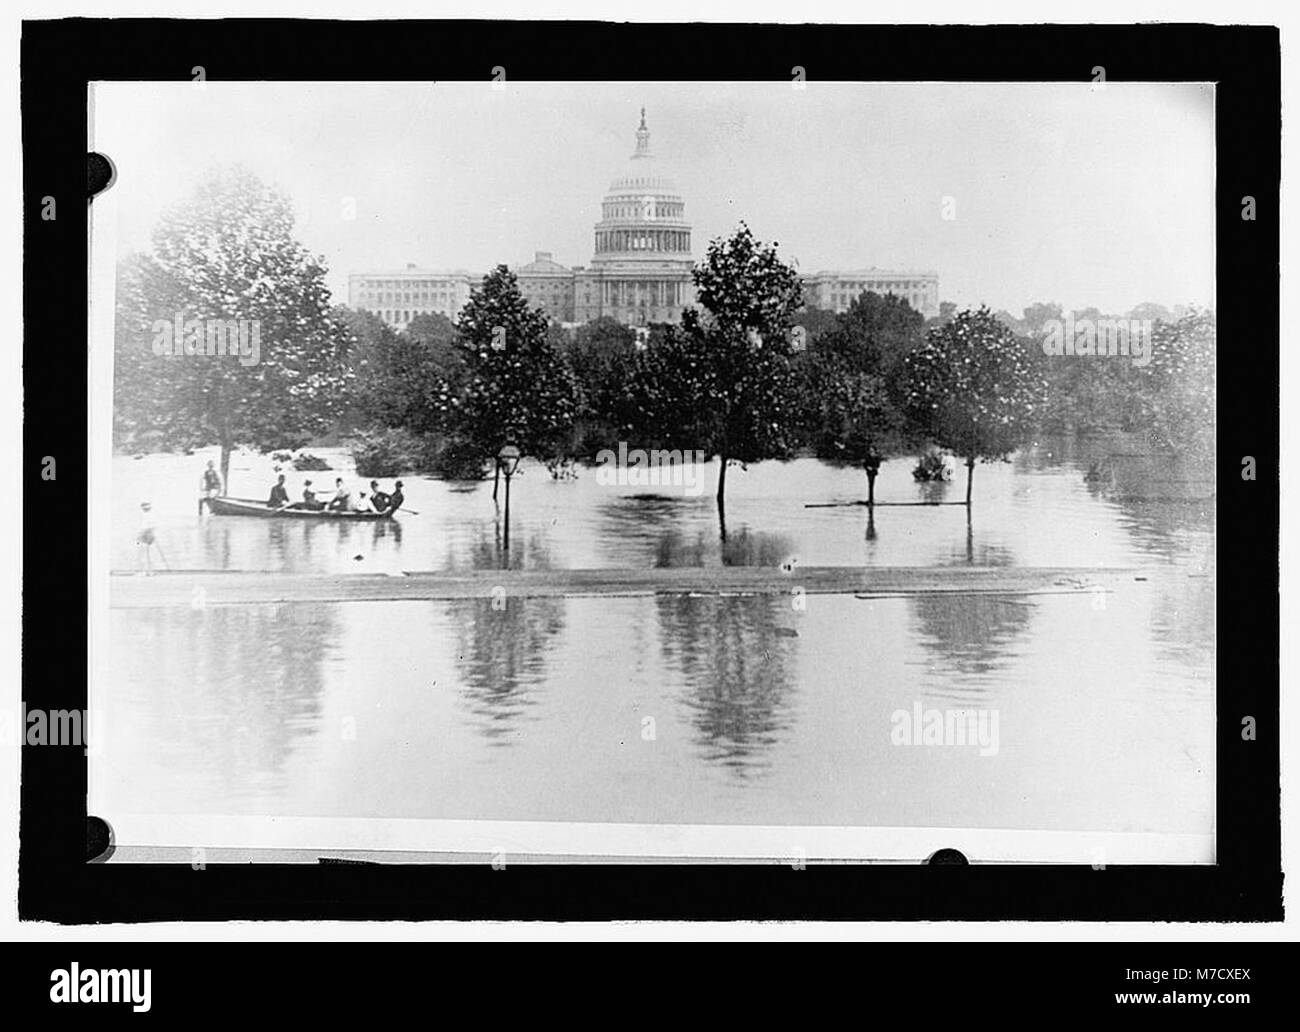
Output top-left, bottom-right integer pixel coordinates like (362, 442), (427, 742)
(152, 539), (171, 570)
(399, 507), (419, 515)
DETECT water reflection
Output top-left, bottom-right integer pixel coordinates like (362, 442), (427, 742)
(441, 526), (555, 573)
(371, 518), (402, 549)
(656, 595), (800, 776)
(720, 528), (794, 567)
(198, 521), (233, 570)
(598, 494), (700, 568)
(194, 513), (407, 573)
(114, 603), (335, 799)
(909, 544), (1034, 695)
(448, 596), (567, 745)
(1112, 500), (1215, 564)
(115, 439), (1219, 575)
(597, 493), (795, 569)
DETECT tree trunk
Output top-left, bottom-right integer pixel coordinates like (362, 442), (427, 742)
(492, 461), (500, 504)
(865, 464), (877, 507)
(965, 456), (975, 507)
(716, 454), (728, 541)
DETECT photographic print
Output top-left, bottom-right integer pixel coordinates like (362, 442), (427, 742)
(87, 78), (1216, 864)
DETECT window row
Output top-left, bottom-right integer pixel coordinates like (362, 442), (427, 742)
(596, 230), (690, 253)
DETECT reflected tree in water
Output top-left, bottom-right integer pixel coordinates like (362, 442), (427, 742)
(656, 595), (799, 776)
(1113, 498), (1215, 564)
(596, 493), (793, 570)
(719, 528), (794, 568)
(116, 603), (336, 802)
(910, 544), (1034, 687)
(440, 525), (555, 574)
(448, 594), (567, 745)
(1149, 563), (1216, 678)
(597, 493), (701, 568)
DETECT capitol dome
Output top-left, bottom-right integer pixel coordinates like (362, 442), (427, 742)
(591, 109), (693, 265)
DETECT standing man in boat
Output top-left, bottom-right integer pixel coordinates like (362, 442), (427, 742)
(369, 480), (391, 513)
(267, 474), (290, 509)
(198, 459), (223, 515)
(386, 480), (405, 515)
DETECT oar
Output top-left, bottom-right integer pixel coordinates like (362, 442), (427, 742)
(398, 507), (420, 515)
(152, 539), (171, 570)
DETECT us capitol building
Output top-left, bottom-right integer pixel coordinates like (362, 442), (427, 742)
(348, 111), (939, 329)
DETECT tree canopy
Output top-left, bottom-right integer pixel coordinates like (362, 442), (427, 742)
(904, 306), (1048, 504)
(620, 223), (804, 521)
(113, 165), (351, 491)
(450, 265), (583, 462)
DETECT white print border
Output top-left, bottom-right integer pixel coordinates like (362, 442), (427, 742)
(100, 813), (1214, 865)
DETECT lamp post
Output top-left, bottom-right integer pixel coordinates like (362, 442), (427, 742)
(496, 443), (522, 551)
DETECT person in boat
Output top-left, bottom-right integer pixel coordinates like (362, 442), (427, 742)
(198, 460), (223, 514)
(295, 479), (325, 511)
(369, 480), (391, 512)
(267, 474), (290, 509)
(385, 480), (405, 515)
(328, 478), (352, 512)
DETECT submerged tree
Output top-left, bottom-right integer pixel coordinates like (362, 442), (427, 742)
(451, 265), (583, 486)
(802, 291), (925, 505)
(114, 166), (351, 491)
(806, 370), (898, 506)
(903, 306), (1047, 506)
(621, 223), (803, 527)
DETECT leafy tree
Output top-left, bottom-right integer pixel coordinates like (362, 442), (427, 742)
(904, 306), (1047, 506)
(113, 251), (188, 452)
(403, 311), (463, 380)
(451, 265), (583, 471)
(621, 224), (803, 524)
(114, 166), (351, 492)
(1133, 308), (1215, 462)
(802, 291), (925, 504)
(1019, 302), (1063, 337)
(563, 316), (638, 455)
(340, 306), (457, 438)
(806, 371), (898, 505)
(336, 306), (402, 428)
(1127, 301), (1174, 324)
(790, 305), (839, 349)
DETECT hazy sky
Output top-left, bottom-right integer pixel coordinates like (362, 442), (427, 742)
(92, 80), (1215, 315)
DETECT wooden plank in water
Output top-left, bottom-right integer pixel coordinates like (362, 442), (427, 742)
(108, 566), (1140, 608)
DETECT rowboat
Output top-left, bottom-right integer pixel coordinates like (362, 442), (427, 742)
(205, 496), (396, 520)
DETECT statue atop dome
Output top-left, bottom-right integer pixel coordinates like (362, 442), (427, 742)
(633, 107), (652, 159)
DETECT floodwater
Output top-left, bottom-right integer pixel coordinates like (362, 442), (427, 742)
(97, 439), (1215, 845)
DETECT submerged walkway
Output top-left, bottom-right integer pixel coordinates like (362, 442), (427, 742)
(108, 566), (1142, 608)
